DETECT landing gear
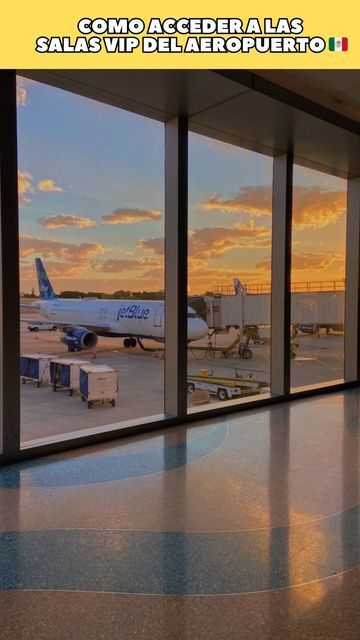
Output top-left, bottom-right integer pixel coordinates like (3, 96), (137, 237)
(238, 345), (253, 359)
(123, 337), (137, 348)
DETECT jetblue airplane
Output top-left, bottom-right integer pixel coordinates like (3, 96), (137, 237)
(22, 258), (208, 352)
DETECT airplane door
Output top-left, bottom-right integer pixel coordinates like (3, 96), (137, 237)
(154, 305), (164, 327)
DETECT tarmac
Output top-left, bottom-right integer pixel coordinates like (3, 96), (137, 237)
(20, 319), (345, 444)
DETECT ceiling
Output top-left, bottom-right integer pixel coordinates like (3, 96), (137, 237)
(20, 69), (360, 178)
(291, 70), (360, 113)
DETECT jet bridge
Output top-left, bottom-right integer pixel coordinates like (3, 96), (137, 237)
(192, 289), (345, 333)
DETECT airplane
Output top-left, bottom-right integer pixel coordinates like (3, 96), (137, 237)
(22, 258), (208, 352)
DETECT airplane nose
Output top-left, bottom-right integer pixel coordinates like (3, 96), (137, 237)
(191, 318), (208, 340)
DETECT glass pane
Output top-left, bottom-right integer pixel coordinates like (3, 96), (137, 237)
(187, 132), (272, 410)
(17, 76), (165, 445)
(290, 165), (347, 390)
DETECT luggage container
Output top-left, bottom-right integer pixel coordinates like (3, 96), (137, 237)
(79, 365), (118, 409)
(20, 354), (52, 387)
(50, 358), (90, 396)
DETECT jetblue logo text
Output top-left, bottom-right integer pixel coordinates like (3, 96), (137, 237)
(117, 305), (150, 320)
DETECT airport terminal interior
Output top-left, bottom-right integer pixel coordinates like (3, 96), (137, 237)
(0, 69), (359, 638)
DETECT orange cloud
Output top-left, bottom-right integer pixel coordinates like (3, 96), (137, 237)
(256, 252), (343, 272)
(102, 208), (162, 224)
(18, 170), (34, 205)
(138, 222), (270, 261)
(19, 235), (105, 260)
(292, 187), (346, 229)
(140, 267), (165, 282)
(16, 77), (34, 108)
(202, 187), (271, 216)
(97, 259), (143, 273)
(39, 215), (97, 229)
(17, 85), (27, 107)
(21, 260), (89, 279)
(200, 185), (346, 229)
(189, 222), (270, 259)
(92, 256), (162, 273)
(37, 179), (63, 192)
(137, 237), (164, 256)
(18, 171), (64, 205)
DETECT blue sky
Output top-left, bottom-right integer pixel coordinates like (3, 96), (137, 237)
(17, 76), (347, 295)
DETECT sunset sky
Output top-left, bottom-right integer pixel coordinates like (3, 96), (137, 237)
(17, 76), (347, 296)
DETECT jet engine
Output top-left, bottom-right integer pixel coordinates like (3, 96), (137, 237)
(60, 327), (98, 351)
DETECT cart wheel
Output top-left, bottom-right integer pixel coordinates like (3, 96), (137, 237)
(67, 390), (73, 397)
(21, 378), (25, 384)
(217, 388), (228, 401)
(243, 348), (253, 360)
(87, 401), (93, 409)
(111, 399), (115, 407)
(35, 381), (40, 388)
(187, 383), (195, 393)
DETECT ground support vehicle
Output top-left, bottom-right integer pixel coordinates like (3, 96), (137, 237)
(187, 371), (266, 401)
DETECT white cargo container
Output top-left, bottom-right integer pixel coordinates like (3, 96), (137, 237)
(50, 358), (91, 396)
(79, 365), (118, 409)
(20, 354), (52, 387)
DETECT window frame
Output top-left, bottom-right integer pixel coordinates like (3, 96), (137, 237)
(0, 70), (359, 464)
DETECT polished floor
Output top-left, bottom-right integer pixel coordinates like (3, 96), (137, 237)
(0, 389), (359, 638)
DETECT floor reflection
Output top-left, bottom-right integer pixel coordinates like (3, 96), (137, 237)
(342, 392), (359, 573)
(268, 405), (290, 637)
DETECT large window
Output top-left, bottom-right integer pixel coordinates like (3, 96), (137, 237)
(187, 132), (273, 410)
(17, 77), (165, 445)
(0, 70), (357, 462)
(290, 165), (347, 390)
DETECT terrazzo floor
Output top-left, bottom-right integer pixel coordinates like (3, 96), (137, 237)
(1, 389), (359, 638)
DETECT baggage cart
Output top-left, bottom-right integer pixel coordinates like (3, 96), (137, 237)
(50, 358), (90, 396)
(79, 365), (118, 409)
(20, 354), (52, 387)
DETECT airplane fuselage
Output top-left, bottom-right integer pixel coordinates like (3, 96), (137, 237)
(36, 298), (208, 342)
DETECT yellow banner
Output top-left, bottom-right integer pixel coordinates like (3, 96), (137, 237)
(0, 0), (358, 68)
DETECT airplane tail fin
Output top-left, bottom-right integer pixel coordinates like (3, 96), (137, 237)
(35, 258), (58, 300)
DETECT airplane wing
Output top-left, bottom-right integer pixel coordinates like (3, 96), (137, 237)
(20, 318), (113, 332)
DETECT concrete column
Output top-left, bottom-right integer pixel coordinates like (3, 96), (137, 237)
(0, 71), (20, 460)
(270, 153), (293, 396)
(164, 117), (188, 418)
(344, 178), (360, 381)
